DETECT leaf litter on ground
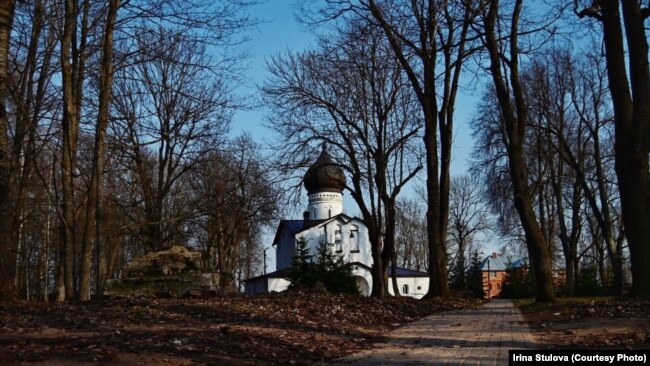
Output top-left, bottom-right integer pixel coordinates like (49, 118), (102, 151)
(0, 291), (482, 366)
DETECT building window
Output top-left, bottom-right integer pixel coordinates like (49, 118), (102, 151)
(335, 225), (342, 251)
(491, 271), (497, 278)
(417, 286), (421, 290)
(350, 225), (359, 251)
(496, 283), (501, 290)
(402, 284), (409, 294)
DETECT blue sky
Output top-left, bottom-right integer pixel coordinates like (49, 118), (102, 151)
(231, 1), (317, 143)
(233, 0), (481, 183)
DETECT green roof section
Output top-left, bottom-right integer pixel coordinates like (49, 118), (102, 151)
(480, 254), (527, 271)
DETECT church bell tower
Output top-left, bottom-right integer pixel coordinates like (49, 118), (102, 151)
(303, 145), (346, 219)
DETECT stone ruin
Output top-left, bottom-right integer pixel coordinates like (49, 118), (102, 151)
(103, 245), (218, 298)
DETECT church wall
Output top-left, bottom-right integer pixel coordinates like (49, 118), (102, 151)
(387, 277), (429, 299)
(342, 223), (372, 267)
(296, 218), (374, 269)
(268, 278), (290, 293)
(244, 277), (267, 294)
(276, 227), (298, 270)
(307, 192), (343, 219)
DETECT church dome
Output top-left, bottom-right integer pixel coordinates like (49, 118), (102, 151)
(304, 145), (346, 194)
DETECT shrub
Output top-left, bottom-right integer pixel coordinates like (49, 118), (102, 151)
(466, 251), (484, 298)
(287, 238), (358, 295)
(576, 266), (606, 296)
(501, 268), (535, 299)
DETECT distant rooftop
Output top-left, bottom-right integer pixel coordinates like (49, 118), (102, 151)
(480, 254), (527, 271)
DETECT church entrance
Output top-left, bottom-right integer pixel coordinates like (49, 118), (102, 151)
(355, 276), (370, 296)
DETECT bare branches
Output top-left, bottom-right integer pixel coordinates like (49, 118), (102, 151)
(574, 0), (603, 21)
(263, 18), (423, 297)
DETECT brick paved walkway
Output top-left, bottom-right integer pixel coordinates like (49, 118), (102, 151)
(327, 299), (537, 365)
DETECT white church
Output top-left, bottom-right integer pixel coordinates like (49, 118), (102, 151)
(244, 146), (429, 298)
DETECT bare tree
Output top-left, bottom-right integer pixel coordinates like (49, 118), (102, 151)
(0, 0), (17, 301)
(575, 0), (650, 296)
(189, 135), (279, 292)
(364, 0), (475, 299)
(264, 21), (423, 297)
(395, 197), (428, 272)
(478, 0), (557, 302)
(304, 0), (478, 298)
(0, 0), (257, 301)
(7, 0), (61, 301)
(529, 47), (623, 295)
(447, 175), (490, 290)
(111, 28), (232, 251)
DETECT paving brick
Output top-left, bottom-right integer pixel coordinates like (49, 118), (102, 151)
(325, 299), (536, 366)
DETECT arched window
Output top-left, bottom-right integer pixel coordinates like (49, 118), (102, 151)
(402, 284), (409, 294)
(350, 225), (359, 252)
(335, 225), (342, 252)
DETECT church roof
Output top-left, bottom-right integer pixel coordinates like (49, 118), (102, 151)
(272, 214), (367, 247)
(244, 267), (291, 282)
(304, 145), (346, 194)
(272, 219), (326, 247)
(386, 266), (429, 277)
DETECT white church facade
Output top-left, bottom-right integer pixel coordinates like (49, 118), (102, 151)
(245, 146), (429, 298)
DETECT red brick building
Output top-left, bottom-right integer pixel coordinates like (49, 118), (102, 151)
(481, 252), (511, 299)
(480, 253), (565, 298)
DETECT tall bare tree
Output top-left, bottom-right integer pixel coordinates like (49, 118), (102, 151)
(395, 198), (428, 272)
(447, 175), (490, 290)
(77, 0), (120, 301)
(362, 0), (476, 299)
(0, 0), (17, 301)
(89, 0), (119, 300)
(189, 135), (279, 292)
(111, 28), (232, 251)
(575, 0), (650, 296)
(305, 0), (478, 298)
(530, 47), (623, 295)
(479, 0), (556, 302)
(264, 21), (423, 297)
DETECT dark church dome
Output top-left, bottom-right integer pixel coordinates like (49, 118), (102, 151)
(304, 145), (346, 194)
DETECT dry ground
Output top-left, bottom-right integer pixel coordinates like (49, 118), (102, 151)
(516, 296), (650, 349)
(0, 291), (482, 366)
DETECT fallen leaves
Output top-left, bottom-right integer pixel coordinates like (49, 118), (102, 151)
(0, 291), (482, 365)
(519, 297), (650, 350)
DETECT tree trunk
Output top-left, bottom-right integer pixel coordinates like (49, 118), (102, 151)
(368, 224), (385, 297)
(423, 100), (449, 299)
(381, 202), (400, 296)
(597, 0), (650, 296)
(60, 0), (83, 300)
(80, 0), (119, 301)
(0, 0), (17, 302)
(483, 0), (554, 303)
